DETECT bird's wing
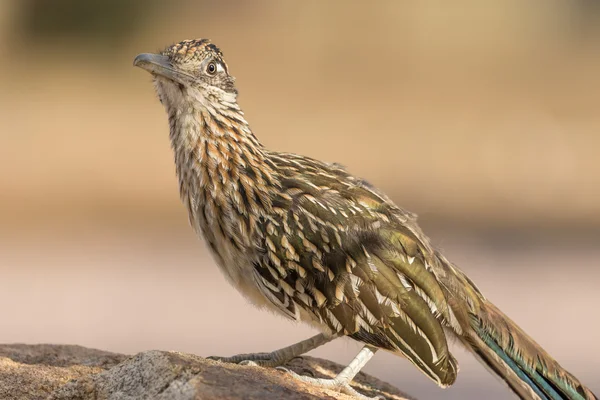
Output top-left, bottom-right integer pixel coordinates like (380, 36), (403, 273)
(253, 153), (459, 386)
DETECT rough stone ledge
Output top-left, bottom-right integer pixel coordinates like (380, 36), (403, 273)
(0, 344), (415, 400)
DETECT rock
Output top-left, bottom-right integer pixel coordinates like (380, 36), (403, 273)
(0, 344), (127, 369)
(0, 344), (126, 400)
(0, 344), (415, 400)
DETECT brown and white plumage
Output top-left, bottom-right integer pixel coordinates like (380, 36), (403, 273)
(134, 39), (597, 400)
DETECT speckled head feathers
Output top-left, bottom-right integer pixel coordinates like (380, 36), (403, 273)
(134, 38), (237, 96)
(162, 39), (230, 74)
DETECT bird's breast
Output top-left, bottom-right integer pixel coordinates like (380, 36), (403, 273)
(180, 172), (279, 311)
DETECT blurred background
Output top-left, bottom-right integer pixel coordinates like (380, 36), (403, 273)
(0, 1), (598, 398)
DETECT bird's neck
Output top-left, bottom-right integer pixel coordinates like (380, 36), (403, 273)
(168, 98), (277, 245)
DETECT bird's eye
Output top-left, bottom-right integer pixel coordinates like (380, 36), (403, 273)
(207, 62), (217, 75)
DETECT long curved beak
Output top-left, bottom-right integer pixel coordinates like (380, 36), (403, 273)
(133, 53), (188, 84)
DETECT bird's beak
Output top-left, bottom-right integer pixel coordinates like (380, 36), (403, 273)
(133, 53), (189, 84)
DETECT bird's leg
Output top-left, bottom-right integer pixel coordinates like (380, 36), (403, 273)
(279, 345), (383, 400)
(208, 332), (338, 367)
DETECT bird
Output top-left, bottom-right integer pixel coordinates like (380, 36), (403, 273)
(133, 38), (597, 400)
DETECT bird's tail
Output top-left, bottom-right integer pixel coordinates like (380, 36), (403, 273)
(460, 299), (597, 400)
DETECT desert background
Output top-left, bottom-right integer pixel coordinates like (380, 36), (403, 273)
(0, 1), (598, 398)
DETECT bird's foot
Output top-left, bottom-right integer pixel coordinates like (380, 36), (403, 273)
(277, 366), (385, 400)
(207, 352), (291, 368)
(207, 333), (336, 368)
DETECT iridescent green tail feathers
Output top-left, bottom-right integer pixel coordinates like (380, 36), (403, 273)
(463, 301), (597, 400)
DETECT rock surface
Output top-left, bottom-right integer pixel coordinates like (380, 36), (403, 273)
(0, 344), (414, 400)
(0, 344), (127, 400)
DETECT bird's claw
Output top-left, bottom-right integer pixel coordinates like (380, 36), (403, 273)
(206, 352), (282, 367)
(279, 367), (386, 400)
(238, 360), (260, 367)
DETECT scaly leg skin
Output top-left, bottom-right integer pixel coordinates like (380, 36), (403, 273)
(279, 345), (384, 400)
(208, 332), (338, 367)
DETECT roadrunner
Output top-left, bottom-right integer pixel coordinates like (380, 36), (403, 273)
(134, 39), (596, 400)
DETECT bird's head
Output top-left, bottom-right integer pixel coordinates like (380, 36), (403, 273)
(134, 39), (238, 112)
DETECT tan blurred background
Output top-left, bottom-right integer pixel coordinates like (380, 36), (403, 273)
(0, 1), (598, 398)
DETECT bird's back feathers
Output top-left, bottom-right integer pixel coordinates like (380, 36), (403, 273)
(255, 152), (596, 399)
